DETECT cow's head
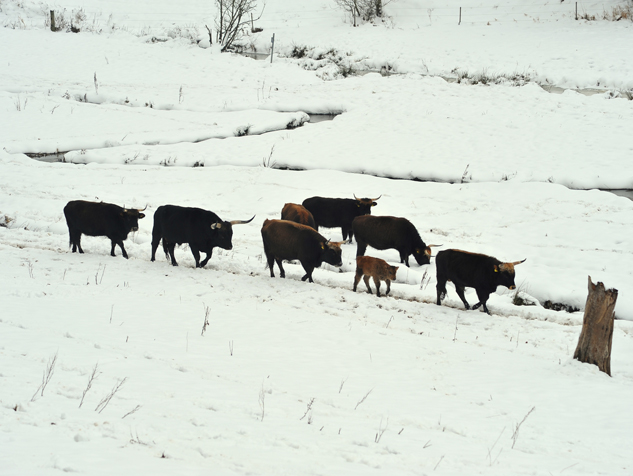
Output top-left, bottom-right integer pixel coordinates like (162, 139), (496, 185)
(413, 244), (442, 265)
(210, 215), (255, 250)
(120, 206), (146, 232)
(320, 240), (344, 267)
(353, 194), (381, 216)
(493, 259), (526, 289)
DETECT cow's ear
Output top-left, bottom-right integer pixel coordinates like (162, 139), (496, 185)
(494, 265), (499, 272)
(139, 213), (145, 219)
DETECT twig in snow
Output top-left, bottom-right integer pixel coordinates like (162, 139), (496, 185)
(79, 363), (101, 408)
(375, 417), (388, 443)
(511, 406), (535, 449)
(201, 303), (210, 336)
(487, 426), (505, 466)
(434, 455), (445, 471)
(30, 351), (58, 401)
(122, 404), (141, 419)
(95, 377), (127, 413)
(300, 398), (315, 421)
(339, 377), (347, 393)
(354, 387), (374, 410)
(258, 381), (266, 422)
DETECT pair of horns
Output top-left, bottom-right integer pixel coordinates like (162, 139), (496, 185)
(354, 194), (381, 201)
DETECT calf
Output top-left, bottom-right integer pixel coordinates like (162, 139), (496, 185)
(261, 219), (343, 283)
(63, 200), (145, 259)
(353, 256), (399, 297)
(435, 249), (526, 315)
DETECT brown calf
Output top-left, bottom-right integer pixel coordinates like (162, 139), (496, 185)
(353, 256), (399, 297)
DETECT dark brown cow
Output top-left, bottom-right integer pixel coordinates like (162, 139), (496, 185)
(302, 194), (380, 242)
(63, 200), (146, 259)
(436, 249), (526, 315)
(353, 256), (399, 297)
(261, 219), (343, 283)
(352, 215), (441, 267)
(281, 203), (316, 230)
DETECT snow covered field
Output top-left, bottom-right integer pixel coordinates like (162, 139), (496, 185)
(1, 0), (633, 474)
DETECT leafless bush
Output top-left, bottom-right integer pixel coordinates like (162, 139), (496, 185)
(215, 0), (265, 52)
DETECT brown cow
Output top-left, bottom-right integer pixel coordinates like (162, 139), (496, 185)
(353, 256), (399, 297)
(281, 203), (317, 230)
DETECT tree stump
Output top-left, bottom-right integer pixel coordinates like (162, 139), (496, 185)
(573, 276), (618, 376)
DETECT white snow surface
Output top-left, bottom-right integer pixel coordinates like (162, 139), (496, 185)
(1, 1), (633, 475)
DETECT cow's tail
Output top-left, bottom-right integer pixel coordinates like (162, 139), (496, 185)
(162, 239), (169, 260)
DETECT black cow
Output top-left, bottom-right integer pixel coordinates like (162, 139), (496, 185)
(63, 200), (146, 259)
(436, 249), (526, 315)
(261, 219), (343, 283)
(352, 215), (440, 267)
(151, 205), (254, 267)
(302, 194), (380, 242)
(281, 203), (317, 230)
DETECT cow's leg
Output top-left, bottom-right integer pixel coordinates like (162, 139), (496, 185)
(472, 290), (491, 315)
(385, 279), (391, 296)
(373, 276), (382, 297)
(300, 262), (314, 282)
(150, 236), (161, 262)
(199, 252), (212, 268)
(276, 259), (286, 278)
(436, 277), (447, 305)
(353, 270), (363, 292)
(190, 245), (202, 268)
(400, 252), (410, 267)
(118, 241), (129, 259)
(356, 241), (368, 257)
(69, 229), (82, 253)
(343, 226), (353, 243)
(264, 251), (276, 277)
(363, 275), (373, 294)
(167, 243), (178, 266)
(110, 239), (127, 258)
(454, 285), (470, 310)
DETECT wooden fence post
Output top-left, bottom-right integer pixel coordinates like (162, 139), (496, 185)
(50, 10), (56, 32)
(459, 7), (462, 25)
(573, 276), (617, 376)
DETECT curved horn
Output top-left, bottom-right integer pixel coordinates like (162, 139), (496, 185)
(229, 215), (255, 226)
(353, 194), (382, 201)
(510, 258), (527, 266)
(428, 244), (443, 248)
(138, 204), (148, 212)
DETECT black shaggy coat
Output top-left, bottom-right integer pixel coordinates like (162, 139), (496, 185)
(435, 249), (518, 315)
(151, 205), (232, 268)
(302, 196), (375, 242)
(63, 200), (144, 259)
(352, 215), (430, 267)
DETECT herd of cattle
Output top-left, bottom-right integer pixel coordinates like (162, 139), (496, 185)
(62, 196), (525, 314)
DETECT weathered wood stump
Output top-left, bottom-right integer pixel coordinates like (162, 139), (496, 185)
(573, 276), (618, 376)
